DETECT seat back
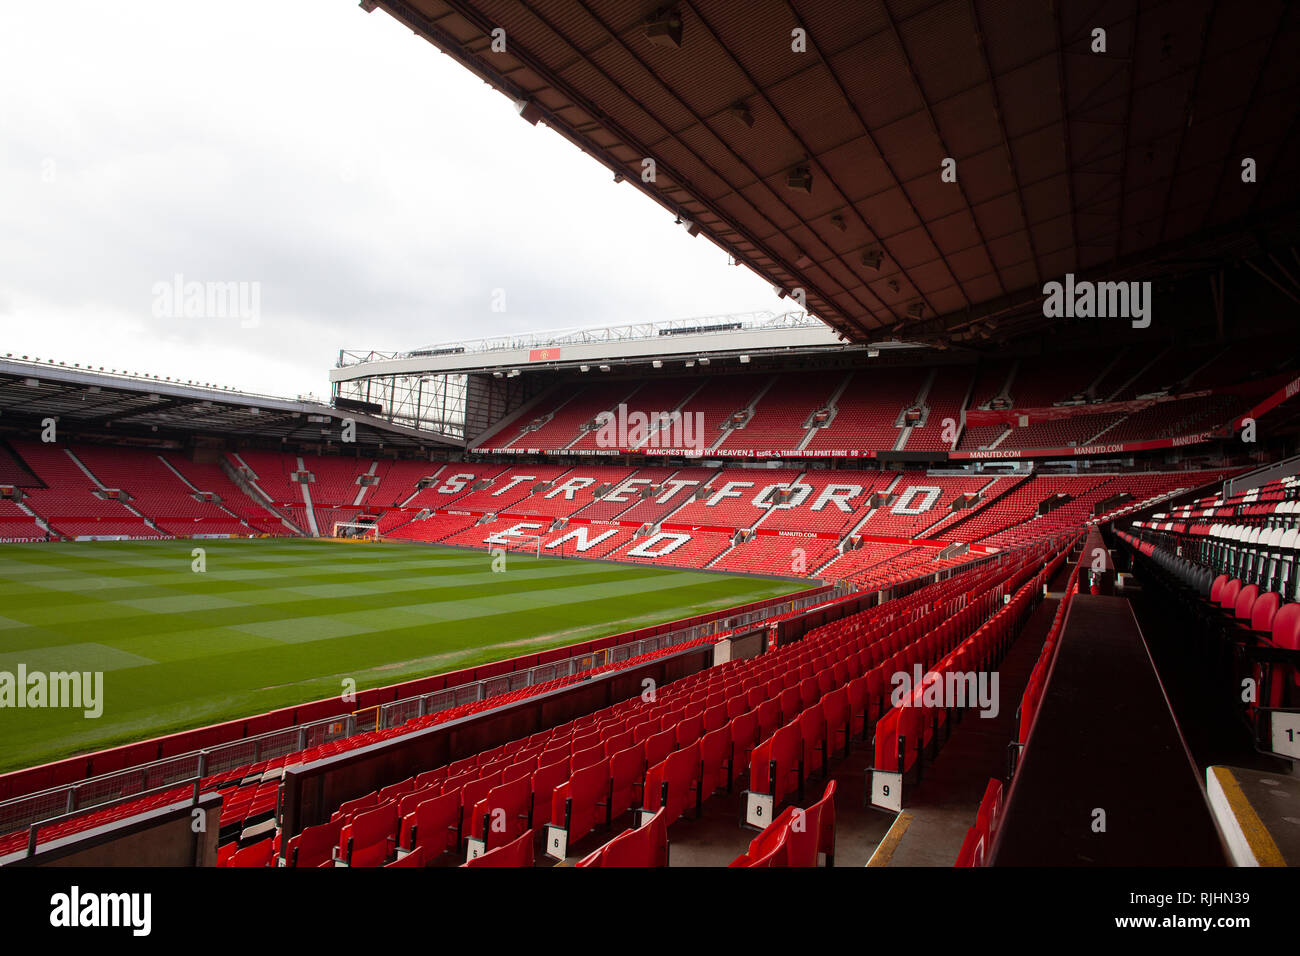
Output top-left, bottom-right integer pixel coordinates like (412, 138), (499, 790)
(1273, 602), (1300, 650)
(698, 724), (732, 797)
(608, 742), (646, 817)
(532, 757), (571, 823)
(644, 727), (677, 767)
(750, 722), (801, 802)
(473, 775), (533, 846)
(604, 806), (669, 867)
(811, 778), (836, 861)
(572, 743), (605, 772)
(729, 806), (795, 867)
(461, 828), (534, 867)
(746, 825), (790, 867)
(401, 790), (459, 855)
(332, 789), (379, 822)
(229, 837), (275, 867)
(1234, 584), (1260, 622)
(658, 742), (701, 822)
(377, 777), (415, 804)
(1250, 591), (1282, 633)
(554, 758), (611, 842)
(287, 816), (345, 868)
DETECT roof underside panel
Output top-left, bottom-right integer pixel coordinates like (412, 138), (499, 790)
(377, 0), (1300, 344)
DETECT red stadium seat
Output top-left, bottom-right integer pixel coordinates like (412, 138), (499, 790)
(549, 759), (612, 854)
(470, 775), (532, 851)
(1250, 591), (1282, 634)
(285, 817), (344, 868)
(461, 828), (534, 868)
(572, 743), (605, 772)
(749, 722), (801, 805)
(400, 791), (459, 858)
(732, 820), (791, 867)
(608, 742), (647, 818)
(575, 807), (669, 867)
(822, 686), (852, 759)
(228, 836), (275, 867)
(785, 779), (837, 867)
(1233, 584), (1260, 624)
(385, 846), (425, 867)
(331, 790), (378, 823)
(643, 727), (676, 768)
(643, 742), (701, 824)
(341, 800), (399, 867)
(531, 758), (570, 823)
(797, 705), (828, 782)
(698, 724), (733, 797)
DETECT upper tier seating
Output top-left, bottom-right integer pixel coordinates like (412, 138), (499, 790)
(10, 440), (162, 539)
(716, 372), (840, 453)
(804, 368), (925, 452)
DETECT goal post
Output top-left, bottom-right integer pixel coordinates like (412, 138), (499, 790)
(509, 533), (545, 558)
(332, 521), (379, 541)
(489, 532), (551, 558)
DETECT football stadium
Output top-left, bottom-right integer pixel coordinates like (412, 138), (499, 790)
(0, 0), (1297, 925)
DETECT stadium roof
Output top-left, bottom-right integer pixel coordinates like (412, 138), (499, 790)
(0, 358), (456, 450)
(331, 310), (919, 379)
(363, 0), (1300, 346)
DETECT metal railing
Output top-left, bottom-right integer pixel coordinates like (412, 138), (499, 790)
(337, 311), (829, 367)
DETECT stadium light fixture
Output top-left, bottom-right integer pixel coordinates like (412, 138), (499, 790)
(644, 7), (683, 48)
(727, 102), (754, 128)
(867, 349), (880, 358)
(699, 357), (710, 366)
(685, 360), (695, 368)
(739, 354), (750, 363)
(493, 371), (504, 378)
(652, 360), (663, 368)
(861, 248), (884, 271)
(580, 365), (590, 372)
(599, 364), (611, 372)
(514, 99), (543, 125)
(786, 165), (813, 193)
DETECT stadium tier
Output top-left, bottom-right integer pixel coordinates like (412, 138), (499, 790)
(2, 359), (1296, 876)
(461, 338), (1294, 458)
(0, 438), (1241, 579)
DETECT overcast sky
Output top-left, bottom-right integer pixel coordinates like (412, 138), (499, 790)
(0, 0), (786, 398)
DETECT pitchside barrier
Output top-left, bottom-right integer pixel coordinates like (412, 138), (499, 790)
(0, 583), (850, 846)
(0, 534), (1073, 853)
(0, 582), (839, 801)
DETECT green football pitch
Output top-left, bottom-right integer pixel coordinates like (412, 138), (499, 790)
(0, 539), (812, 773)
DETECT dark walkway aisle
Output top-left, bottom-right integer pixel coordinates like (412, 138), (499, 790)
(882, 558), (1072, 866)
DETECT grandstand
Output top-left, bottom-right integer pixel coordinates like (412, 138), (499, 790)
(2, 0), (1299, 904)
